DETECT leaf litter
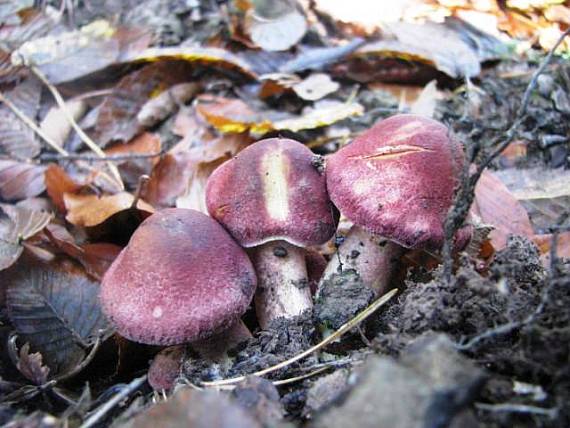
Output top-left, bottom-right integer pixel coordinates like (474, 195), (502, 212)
(0, 1), (569, 427)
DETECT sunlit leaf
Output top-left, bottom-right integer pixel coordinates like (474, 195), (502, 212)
(196, 95), (363, 134)
(4, 256), (113, 376)
(64, 192), (154, 228)
(130, 46), (258, 80)
(12, 20), (152, 84)
(245, 0), (307, 51)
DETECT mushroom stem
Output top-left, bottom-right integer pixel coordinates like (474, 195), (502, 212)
(191, 320), (252, 361)
(148, 320), (252, 391)
(317, 226), (404, 296)
(252, 240), (312, 329)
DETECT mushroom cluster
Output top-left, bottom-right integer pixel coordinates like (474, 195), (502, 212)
(99, 113), (468, 391)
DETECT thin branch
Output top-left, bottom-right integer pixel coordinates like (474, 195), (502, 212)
(31, 66), (124, 191)
(475, 402), (558, 419)
(200, 288), (398, 388)
(442, 27), (570, 282)
(80, 375), (147, 428)
(39, 151), (165, 162)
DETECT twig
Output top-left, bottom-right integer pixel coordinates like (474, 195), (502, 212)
(39, 151), (165, 162)
(441, 27), (570, 282)
(200, 288), (397, 387)
(31, 66), (124, 191)
(80, 375), (147, 428)
(475, 403), (558, 419)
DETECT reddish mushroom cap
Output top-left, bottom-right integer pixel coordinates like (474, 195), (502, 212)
(100, 208), (256, 345)
(148, 346), (185, 391)
(327, 114), (464, 249)
(206, 138), (337, 248)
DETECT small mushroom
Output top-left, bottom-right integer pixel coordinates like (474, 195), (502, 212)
(100, 208), (257, 345)
(148, 320), (252, 391)
(206, 138), (337, 329)
(320, 114), (467, 295)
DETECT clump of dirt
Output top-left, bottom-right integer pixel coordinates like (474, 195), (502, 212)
(230, 312), (317, 378)
(314, 269), (375, 330)
(375, 236), (570, 426)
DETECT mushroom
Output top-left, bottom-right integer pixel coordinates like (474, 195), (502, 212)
(148, 320), (252, 391)
(319, 114), (467, 295)
(100, 208), (257, 345)
(206, 138), (337, 329)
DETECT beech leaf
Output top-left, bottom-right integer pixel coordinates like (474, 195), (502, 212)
(4, 256), (112, 376)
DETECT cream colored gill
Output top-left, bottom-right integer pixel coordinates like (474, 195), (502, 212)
(261, 149), (290, 221)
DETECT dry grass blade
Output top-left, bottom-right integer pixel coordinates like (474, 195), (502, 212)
(201, 288), (398, 387)
(31, 66), (124, 191)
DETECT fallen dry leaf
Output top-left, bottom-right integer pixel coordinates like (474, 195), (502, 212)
(197, 95), (363, 134)
(4, 255), (113, 377)
(473, 169), (534, 250)
(39, 99), (87, 148)
(17, 343), (50, 385)
(12, 20), (152, 84)
(44, 224), (121, 280)
(0, 205), (52, 271)
(0, 76), (42, 159)
(409, 80), (441, 117)
(145, 152), (195, 208)
(95, 61), (195, 147)
(0, 160), (46, 201)
(105, 133), (162, 188)
(137, 82), (200, 128)
(64, 192), (154, 228)
(292, 73), (340, 101)
(245, 0), (307, 51)
(130, 46), (258, 80)
(45, 164), (83, 213)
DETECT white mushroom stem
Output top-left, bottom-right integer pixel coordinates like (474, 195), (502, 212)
(252, 240), (313, 330)
(317, 225), (404, 296)
(191, 320), (252, 361)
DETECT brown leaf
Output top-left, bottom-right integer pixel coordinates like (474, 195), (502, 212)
(533, 232), (570, 264)
(146, 133), (250, 208)
(137, 83), (200, 128)
(493, 167), (570, 232)
(105, 133), (162, 187)
(0, 160), (46, 201)
(17, 343), (50, 385)
(44, 223), (121, 280)
(145, 152), (194, 208)
(95, 61), (196, 146)
(64, 192), (154, 228)
(45, 164), (83, 213)
(473, 169), (534, 250)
